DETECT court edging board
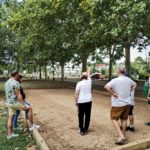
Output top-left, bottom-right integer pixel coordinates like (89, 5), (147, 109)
(21, 111), (49, 150)
(111, 138), (150, 150)
(32, 129), (49, 150)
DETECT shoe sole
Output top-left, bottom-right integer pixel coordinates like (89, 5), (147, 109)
(115, 139), (128, 145)
(7, 136), (19, 139)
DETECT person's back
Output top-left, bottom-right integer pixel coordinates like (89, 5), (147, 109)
(5, 78), (20, 104)
(112, 76), (134, 101)
(106, 75), (136, 107)
(76, 79), (92, 103)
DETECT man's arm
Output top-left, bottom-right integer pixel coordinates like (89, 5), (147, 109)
(131, 84), (137, 92)
(15, 88), (24, 103)
(104, 85), (118, 98)
(75, 91), (79, 106)
(131, 81), (137, 92)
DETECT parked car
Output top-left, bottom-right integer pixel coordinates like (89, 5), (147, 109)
(91, 73), (105, 80)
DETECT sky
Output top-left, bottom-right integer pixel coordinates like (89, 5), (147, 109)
(102, 46), (150, 64)
(116, 46), (150, 63)
(130, 48), (147, 61)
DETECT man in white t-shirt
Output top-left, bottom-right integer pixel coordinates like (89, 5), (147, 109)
(105, 68), (137, 145)
(75, 71), (92, 135)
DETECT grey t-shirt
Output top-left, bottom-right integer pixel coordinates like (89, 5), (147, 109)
(5, 78), (20, 104)
(106, 76), (136, 107)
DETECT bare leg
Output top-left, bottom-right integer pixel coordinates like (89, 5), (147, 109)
(26, 108), (33, 127)
(7, 115), (14, 135)
(112, 119), (125, 140)
(129, 115), (134, 126)
(121, 120), (127, 137)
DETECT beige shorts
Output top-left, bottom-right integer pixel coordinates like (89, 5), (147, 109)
(6, 102), (23, 116)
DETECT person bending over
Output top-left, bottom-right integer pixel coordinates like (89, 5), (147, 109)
(13, 74), (40, 131)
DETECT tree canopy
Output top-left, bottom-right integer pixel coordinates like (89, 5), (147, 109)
(0, 0), (150, 79)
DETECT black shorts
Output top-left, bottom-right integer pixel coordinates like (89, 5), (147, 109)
(129, 105), (134, 115)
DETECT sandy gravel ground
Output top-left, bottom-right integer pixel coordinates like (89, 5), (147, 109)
(25, 89), (150, 150)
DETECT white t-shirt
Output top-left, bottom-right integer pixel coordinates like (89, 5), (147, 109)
(75, 79), (92, 103)
(106, 76), (136, 107)
(130, 91), (135, 106)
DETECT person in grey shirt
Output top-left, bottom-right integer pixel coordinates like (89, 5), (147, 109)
(105, 68), (137, 145)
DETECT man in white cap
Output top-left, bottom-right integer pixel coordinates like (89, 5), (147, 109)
(75, 71), (92, 135)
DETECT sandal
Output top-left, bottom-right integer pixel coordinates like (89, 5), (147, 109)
(115, 139), (128, 145)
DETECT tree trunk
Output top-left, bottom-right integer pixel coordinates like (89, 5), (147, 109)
(125, 45), (131, 76)
(61, 62), (65, 82)
(108, 46), (113, 81)
(52, 64), (55, 81)
(82, 50), (88, 72)
(16, 59), (20, 71)
(52, 71), (55, 81)
(39, 65), (42, 79)
(44, 65), (47, 79)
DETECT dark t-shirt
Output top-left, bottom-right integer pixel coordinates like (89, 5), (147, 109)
(20, 86), (26, 100)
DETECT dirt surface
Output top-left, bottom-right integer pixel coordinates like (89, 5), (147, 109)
(25, 89), (150, 150)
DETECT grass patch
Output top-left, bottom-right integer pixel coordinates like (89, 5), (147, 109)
(0, 103), (39, 150)
(0, 81), (5, 91)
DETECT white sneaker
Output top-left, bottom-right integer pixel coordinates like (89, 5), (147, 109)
(7, 133), (19, 139)
(29, 124), (40, 131)
(33, 124), (40, 129)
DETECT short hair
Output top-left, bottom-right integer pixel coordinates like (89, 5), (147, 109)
(18, 74), (23, 79)
(80, 72), (88, 80)
(118, 68), (126, 75)
(147, 70), (150, 74)
(11, 70), (19, 77)
(81, 75), (88, 80)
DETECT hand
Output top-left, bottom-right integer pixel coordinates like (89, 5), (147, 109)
(23, 105), (27, 110)
(29, 105), (32, 109)
(112, 93), (118, 98)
